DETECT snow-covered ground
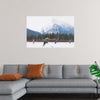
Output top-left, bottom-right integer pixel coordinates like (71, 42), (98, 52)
(27, 42), (74, 48)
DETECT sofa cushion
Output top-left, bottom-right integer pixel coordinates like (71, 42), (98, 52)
(27, 88), (96, 94)
(18, 64), (28, 78)
(63, 65), (92, 79)
(44, 65), (62, 79)
(63, 65), (77, 78)
(77, 65), (92, 79)
(26, 79), (96, 88)
(3, 64), (18, 74)
(0, 88), (26, 100)
(0, 78), (30, 94)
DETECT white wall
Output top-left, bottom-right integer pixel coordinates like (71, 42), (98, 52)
(0, 0), (99, 65)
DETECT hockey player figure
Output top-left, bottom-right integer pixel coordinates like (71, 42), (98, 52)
(33, 39), (35, 44)
(43, 38), (48, 47)
(69, 39), (71, 44)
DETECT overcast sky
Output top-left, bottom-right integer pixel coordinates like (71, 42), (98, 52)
(27, 16), (74, 32)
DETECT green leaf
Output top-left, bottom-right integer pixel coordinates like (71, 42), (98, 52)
(89, 65), (98, 69)
(96, 74), (100, 77)
(91, 71), (100, 75)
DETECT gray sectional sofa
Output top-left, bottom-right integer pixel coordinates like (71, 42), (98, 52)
(0, 64), (98, 100)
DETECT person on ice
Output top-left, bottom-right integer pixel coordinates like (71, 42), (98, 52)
(69, 39), (71, 44)
(55, 40), (57, 44)
(33, 39), (35, 44)
(43, 38), (48, 46)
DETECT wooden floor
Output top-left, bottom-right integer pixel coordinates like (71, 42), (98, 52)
(19, 94), (99, 100)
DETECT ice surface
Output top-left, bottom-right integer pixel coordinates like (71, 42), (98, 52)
(27, 42), (74, 48)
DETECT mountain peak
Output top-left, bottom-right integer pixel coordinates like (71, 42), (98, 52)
(41, 23), (74, 34)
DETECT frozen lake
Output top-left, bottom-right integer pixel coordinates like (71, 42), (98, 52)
(27, 42), (74, 48)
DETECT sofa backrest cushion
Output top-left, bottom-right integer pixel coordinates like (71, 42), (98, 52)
(44, 65), (62, 79)
(18, 64), (28, 78)
(3, 64), (18, 74)
(63, 65), (78, 78)
(77, 65), (92, 79)
(63, 65), (92, 79)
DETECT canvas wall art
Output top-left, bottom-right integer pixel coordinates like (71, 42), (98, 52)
(26, 16), (74, 48)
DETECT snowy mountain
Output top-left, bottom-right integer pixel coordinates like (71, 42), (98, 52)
(27, 23), (74, 36)
(27, 28), (41, 36)
(41, 24), (74, 34)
